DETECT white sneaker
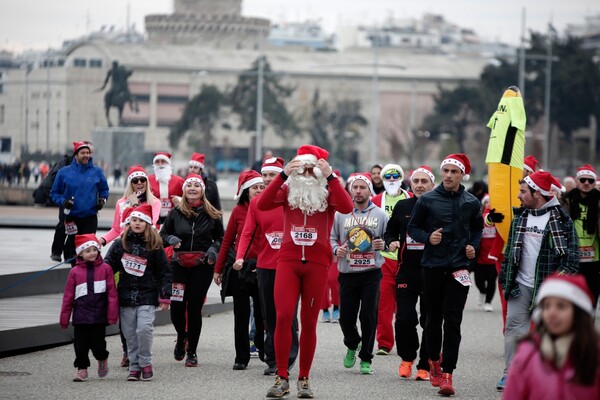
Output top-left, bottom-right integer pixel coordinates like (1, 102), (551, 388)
(484, 303), (493, 312)
(478, 293), (485, 306)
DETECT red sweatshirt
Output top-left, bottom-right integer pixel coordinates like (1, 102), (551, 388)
(215, 203), (259, 274)
(256, 173), (353, 267)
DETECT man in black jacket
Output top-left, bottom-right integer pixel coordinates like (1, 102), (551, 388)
(408, 154), (483, 396)
(385, 165), (436, 382)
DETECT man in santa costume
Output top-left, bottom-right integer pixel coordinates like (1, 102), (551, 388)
(371, 163), (412, 356)
(148, 152), (184, 225)
(258, 145), (353, 399)
(188, 152), (221, 210)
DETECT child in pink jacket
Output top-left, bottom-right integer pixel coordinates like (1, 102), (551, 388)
(503, 273), (600, 399)
(60, 234), (118, 382)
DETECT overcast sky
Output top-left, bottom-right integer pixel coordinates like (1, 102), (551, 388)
(1, 0), (597, 52)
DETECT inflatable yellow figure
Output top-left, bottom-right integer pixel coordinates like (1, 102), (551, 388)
(485, 86), (526, 242)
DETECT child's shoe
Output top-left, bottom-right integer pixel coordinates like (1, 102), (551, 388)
(73, 369), (88, 382)
(97, 358), (108, 378)
(141, 365), (153, 381)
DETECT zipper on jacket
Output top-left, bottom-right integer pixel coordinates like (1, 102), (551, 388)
(301, 213), (307, 262)
(190, 221), (195, 251)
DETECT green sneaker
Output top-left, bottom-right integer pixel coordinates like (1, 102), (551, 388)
(343, 345), (360, 368)
(359, 361), (373, 375)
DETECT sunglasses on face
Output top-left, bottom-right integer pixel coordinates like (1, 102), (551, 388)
(579, 178), (595, 184)
(384, 173), (401, 180)
(131, 178), (147, 184)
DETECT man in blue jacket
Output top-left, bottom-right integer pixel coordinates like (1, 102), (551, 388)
(51, 141), (109, 265)
(408, 153), (483, 397)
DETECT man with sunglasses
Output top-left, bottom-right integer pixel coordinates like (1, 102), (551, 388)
(560, 164), (600, 309)
(371, 163), (412, 356)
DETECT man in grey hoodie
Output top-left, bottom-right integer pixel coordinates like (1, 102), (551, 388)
(330, 172), (388, 375)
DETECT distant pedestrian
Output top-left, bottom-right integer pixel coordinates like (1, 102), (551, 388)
(104, 204), (172, 381)
(59, 234), (118, 382)
(113, 164), (123, 187)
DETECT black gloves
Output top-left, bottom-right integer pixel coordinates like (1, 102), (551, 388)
(63, 198), (74, 209)
(206, 247), (219, 263)
(488, 209), (505, 223)
(96, 198), (106, 211)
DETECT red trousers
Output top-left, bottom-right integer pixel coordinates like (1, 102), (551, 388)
(321, 260), (340, 309)
(376, 257), (397, 351)
(274, 261), (328, 380)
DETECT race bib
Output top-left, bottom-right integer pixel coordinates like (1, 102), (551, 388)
(406, 233), (424, 250)
(452, 269), (472, 286)
(348, 252), (376, 268)
(290, 225), (317, 246)
(482, 226), (496, 239)
(579, 246), (595, 263)
(160, 198), (172, 217)
(171, 283), (185, 302)
(121, 254), (147, 277)
(265, 232), (283, 250)
(65, 221), (78, 236)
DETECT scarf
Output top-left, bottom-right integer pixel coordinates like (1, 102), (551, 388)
(512, 200), (568, 264)
(540, 332), (574, 368)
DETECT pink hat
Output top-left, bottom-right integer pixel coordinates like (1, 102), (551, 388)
(75, 234), (100, 255)
(296, 144), (329, 165)
(524, 171), (563, 196)
(182, 173), (205, 192)
(153, 152), (172, 165)
(441, 153), (471, 180)
(261, 157), (284, 174)
(127, 165), (147, 181)
(533, 273), (594, 322)
(189, 152), (205, 169)
(72, 141), (90, 155)
(234, 170), (263, 200)
(128, 203), (153, 225)
(411, 165), (435, 183)
(347, 172), (373, 193)
(576, 164), (597, 181)
(524, 155), (541, 173)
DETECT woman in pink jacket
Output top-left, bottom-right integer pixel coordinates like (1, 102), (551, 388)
(503, 273), (600, 399)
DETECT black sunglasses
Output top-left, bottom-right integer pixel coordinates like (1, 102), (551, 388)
(131, 177), (147, 184)
(384, 173), (401, 180)
(579, 178), (595, 184)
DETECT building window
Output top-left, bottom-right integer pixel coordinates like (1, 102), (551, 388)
(73, 58), (86, 67)
(89, 59), (102, 68)
(0, 137), (11, 153)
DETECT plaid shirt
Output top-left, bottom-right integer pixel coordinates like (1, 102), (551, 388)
(499, 205), (579, 308)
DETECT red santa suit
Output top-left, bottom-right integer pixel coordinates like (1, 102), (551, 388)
(148, 174), (184, 218)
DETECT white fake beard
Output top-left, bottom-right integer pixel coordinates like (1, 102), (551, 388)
(154, 164), (173, 184)
(287, 172), (328, 215)
(383, 180), (401, 196)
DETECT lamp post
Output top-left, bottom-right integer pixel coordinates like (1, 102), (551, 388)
(255, 54), (264, 162)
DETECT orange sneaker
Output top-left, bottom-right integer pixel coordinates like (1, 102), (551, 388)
(398, 361), (413, 378)
(428, 359), (442, 387)
(438, 373), (455, 396)
(415, 369), (430, 381)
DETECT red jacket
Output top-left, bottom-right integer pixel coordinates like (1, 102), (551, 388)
(148, 174), (184, 216)
(215, 203), (259, 274)
(60, 255), (118, 328)
(256, 173), (353, 267)
(236, 196), (283, 270)
(477, 208), (497, 265)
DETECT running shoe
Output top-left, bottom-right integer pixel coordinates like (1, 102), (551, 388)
(415, 369), (430, 381)
(359, 361), (373, 375)
(185, 353), (198, 367)
(141, 365), (153, 381)
(73, 369), (88, 382)
(438, 373), (455, 396)
(398, 360), (413, 378)
(297, 377), (314, 398)
(321, 310), (331, 323)
(97, 358), (108, 378)
(266, 376), (290, 398)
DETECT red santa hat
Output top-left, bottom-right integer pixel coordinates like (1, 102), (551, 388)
(576, 164), (597, 181)
(120, 206), (134, 228)
(533, 273), (594, 323)
(153, 152), (172, 165)
(524, 171), (563, 196)
(261, 157), (284, 174)
(234, 170), (264, 200)
(523, 155), (541, 173)
(182, 173), (205, 192)
(128, 203), (153, 225)
(73, 141), (90, 155)
(127, 165), (147, 181)
(381, 164), (405, 180)
(189, 152), (205, 169)
(440, 153), (471, 180)
(411, 165), (435, 183)
(75, 234), (100, 255)
(296, 144), (329, 165)
(347, 172), (374, 193)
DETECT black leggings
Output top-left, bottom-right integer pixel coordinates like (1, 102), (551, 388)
(474, 263), (497, 304)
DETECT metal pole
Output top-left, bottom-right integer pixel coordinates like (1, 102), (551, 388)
(518, 8), (526, 98)
(542, 25), (553, 169)
(370, 33), (379, 167)
(24, 65), (30, 154)
(46, 54), (50, 153)
(255, 55), (264, 161)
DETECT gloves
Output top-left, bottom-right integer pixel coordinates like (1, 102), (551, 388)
(206, 247), (219, 264)
(166, 235), (181, 246)
(488, 209), (505, 223)
(96, 198), (106, 211)
(63, 198), (74, 209)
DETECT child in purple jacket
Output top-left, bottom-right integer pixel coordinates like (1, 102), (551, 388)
(60, 234), (118, 382)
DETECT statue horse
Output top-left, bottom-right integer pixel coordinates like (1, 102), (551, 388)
(104, 89), (139, 127)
